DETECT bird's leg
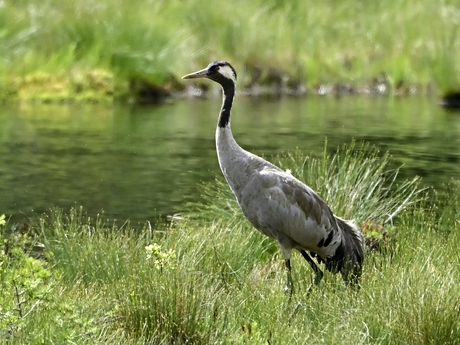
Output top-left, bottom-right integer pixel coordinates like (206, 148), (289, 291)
(300, 250), (324, 287)
(284, 259), (294, 296)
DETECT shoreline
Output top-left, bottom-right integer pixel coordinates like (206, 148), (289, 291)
(2, 70), (458, 108)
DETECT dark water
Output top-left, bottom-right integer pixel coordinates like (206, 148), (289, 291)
(0, 96), (459, 226)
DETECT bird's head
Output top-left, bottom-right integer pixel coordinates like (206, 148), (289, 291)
(182, 61), (237, 86)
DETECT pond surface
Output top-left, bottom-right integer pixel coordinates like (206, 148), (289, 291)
(0, 96), (459, 226)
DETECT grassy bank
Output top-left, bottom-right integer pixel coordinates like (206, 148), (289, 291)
(1, 143), (459, 344)
(0, 0), (459, 102)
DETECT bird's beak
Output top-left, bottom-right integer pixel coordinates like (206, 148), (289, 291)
(182, 67), (209, 80)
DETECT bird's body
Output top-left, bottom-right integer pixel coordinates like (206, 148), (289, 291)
(217, 131), (339, 260)
(183, 61), (364, 292)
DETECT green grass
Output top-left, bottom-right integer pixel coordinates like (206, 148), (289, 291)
(1, 144), (459, 344)
(0, 0), (459, 102)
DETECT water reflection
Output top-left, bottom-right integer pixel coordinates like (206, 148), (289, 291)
(0, 97), (458, 226)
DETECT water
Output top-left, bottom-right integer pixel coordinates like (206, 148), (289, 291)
(0, 96), (459, 226)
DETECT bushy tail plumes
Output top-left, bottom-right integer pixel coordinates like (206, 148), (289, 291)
(327, 217), (365, 284)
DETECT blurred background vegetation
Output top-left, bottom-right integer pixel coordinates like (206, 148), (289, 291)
(0, 0), (459, 102)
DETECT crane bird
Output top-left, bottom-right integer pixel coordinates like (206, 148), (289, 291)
(183, 61), (364, 293)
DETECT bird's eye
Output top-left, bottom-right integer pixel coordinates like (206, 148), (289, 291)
(215, 66), (220, 71)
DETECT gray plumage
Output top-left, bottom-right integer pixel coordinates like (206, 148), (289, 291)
(183, 61), (364, 292)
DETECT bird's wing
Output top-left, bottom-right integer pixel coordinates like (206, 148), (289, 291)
(240, 167), (340, 255)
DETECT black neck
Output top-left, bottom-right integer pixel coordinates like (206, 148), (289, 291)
(218, 80), (235, 128)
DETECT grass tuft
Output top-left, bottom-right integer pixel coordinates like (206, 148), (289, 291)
(276, 140), (424, 224)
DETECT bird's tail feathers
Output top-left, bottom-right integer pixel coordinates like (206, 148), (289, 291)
(327, 216), (365, 284)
